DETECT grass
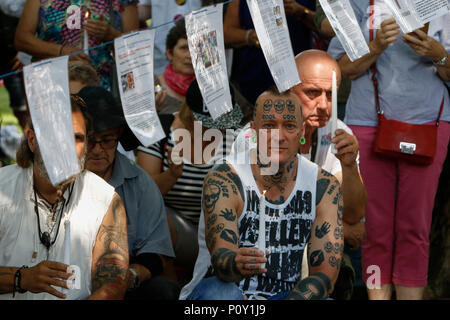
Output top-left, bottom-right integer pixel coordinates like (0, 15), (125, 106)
(0, 83), (20, 127)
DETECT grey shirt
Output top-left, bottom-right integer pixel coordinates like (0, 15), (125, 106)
(109, 151), (175, 259)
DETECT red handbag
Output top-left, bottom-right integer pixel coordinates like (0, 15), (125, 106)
(369, 4), (444, 165)
(373, 112), (442, 165)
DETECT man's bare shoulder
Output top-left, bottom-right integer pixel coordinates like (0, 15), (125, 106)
(203, 161), (245, 215)
(207, 162), (244, 200)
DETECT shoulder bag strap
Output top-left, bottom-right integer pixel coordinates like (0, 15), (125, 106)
(368, 0), (444, 125)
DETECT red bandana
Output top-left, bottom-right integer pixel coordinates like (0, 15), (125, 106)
(164, 64), (196, 96)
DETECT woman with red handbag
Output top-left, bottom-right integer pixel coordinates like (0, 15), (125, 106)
(327, 1), (450, 300)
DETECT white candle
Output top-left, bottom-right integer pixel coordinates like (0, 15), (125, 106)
(259, 190), (266, 268)
(83, 12), (89, 51)
(63, 219), (71, 293)
(331, 70), (338, 154)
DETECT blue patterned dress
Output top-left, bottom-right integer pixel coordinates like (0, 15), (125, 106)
(36, 0), (138, 89)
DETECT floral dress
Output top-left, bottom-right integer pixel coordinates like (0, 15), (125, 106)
(36, 0), (138, 89)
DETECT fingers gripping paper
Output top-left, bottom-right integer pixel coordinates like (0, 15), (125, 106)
(186, 4), (233, 120)
(246, 0), (301, 91)
(24, 56), (80, 186)
(384, 0), (423, 33)
(114, 30), (165, 147)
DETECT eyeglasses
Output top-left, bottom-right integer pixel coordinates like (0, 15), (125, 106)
(88, 137), (119, 150)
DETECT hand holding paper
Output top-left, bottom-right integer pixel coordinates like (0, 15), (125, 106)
(402, 29), (447, 61)
(371, 18), (401, 55)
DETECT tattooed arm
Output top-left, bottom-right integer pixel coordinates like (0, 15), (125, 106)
(89, 193), (129, 300)
(332, 129), (367, 224)
(286, 169), (344, 300)
(203, 163), (267, 283)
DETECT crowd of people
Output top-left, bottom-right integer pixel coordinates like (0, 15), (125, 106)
(0, 0), (448, 301)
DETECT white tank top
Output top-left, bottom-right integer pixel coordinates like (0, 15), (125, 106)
(180, 154), (318, 299)
(0, 165), (115, 300)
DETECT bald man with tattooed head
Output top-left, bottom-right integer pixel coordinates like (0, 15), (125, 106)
(180, 87), (343, 300)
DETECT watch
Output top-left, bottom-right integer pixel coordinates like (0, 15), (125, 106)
(433, 53), (448, 66)
(129, 268), (140, 289)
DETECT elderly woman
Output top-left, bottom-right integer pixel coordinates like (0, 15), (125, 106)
(328, 2), (450, 300)
(154, 19), (195, 115)
(14, 0), (139, 90)
(137, 80), (245, 278)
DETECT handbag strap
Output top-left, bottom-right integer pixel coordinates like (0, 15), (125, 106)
(369, 0), (381, 115)
(368, 0), (444, 126)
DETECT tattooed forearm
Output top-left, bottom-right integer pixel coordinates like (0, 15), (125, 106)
(220, 229), (239, 245)
(219, 208), (236, 221)
(206, 223), (225, 251)
(91, 195), (129, 299)
(211, 248), (242, 282)
(315, 222), (331, 238)
(92, 252), (128, 295)
(316, 178), (330, 205)
(309, 250), (325, 267)
(286, 272), (332, 300)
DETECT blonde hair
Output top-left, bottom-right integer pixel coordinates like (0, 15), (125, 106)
(68, 61), (100, 86)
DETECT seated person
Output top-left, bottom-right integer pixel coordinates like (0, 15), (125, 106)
(180, 87), (343, 300)
(155, 19), (195, 115)
(0, 98), (129, 299)
(68, 60), (133, 161)
(137, 80), (244, 279)
(77, 86), (178, 300)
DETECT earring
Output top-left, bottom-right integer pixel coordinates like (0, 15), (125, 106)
(300, 137), (306, 145)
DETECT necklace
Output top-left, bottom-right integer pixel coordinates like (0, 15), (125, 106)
(34, 183), (75, 251)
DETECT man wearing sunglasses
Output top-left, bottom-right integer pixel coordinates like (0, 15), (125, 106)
(77, 86), (178, 300)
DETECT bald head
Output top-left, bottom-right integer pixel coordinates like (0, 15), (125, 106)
(291, 50), (341, 129)
(294, 49), (341, 83)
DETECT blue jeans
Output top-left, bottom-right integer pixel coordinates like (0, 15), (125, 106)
(186, 276), (291, 300)
(186, 276), (333, 300)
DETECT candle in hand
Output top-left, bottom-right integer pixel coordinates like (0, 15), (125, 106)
(259, 190), (267, 268)
(83, 11), (90, 51)
(331, 70), (338, 154)
(63, 219), (71, 293)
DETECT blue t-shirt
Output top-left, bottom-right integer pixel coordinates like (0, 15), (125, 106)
(109, 151), (175, 259)
(327, 1), (450, 126)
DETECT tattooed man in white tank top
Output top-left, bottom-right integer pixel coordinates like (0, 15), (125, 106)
(180, 87), (344, 300)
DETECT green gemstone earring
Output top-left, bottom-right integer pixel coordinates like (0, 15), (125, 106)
(300, 137), (306, 145)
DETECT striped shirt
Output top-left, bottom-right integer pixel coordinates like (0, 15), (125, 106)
(137, 127), (239, 224)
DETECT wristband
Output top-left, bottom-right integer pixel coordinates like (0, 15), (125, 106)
(13, 265), (28, 298)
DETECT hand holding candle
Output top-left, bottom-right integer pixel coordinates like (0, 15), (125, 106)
(331, 70), (338, 154)
(83, 11), (90, 51)
(63, 219), (71, 293)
